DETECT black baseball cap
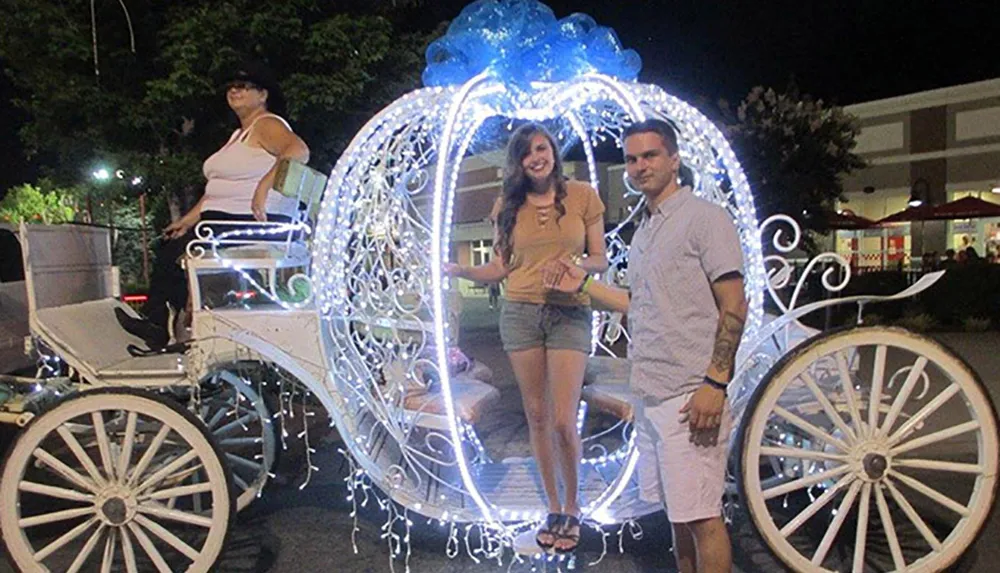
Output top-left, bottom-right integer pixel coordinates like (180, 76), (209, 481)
(225, 59), (286, 116)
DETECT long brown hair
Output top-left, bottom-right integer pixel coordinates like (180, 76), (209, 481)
(495, 123), (567, 265)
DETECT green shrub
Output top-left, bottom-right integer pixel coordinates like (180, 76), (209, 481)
(0, 182), (77, 224)
(962, 316), (991, 332)
(895, 313), (938, 332)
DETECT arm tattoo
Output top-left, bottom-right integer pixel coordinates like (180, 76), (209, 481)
(710, 310), (745, 379)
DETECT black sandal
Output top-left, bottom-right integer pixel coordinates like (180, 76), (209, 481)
(554, 514), (581, 554)
(536, 513), (563, 550)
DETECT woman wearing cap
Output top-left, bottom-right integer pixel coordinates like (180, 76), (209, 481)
(116, 60), (309, 348)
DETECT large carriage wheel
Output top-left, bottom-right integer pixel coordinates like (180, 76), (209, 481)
(198, 367), (278, 512)
(1, 388), (234, 572)
(737, 327), (998, 572)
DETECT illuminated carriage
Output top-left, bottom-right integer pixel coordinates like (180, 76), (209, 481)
(1, 2), (997, 571)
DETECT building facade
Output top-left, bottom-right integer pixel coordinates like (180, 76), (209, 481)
(839, 78), (1000, 267)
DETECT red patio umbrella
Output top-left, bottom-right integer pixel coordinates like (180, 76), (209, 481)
(876, 204), (937, 224)
(828, 210), (878, 230)
(928, 196), (1000, 220)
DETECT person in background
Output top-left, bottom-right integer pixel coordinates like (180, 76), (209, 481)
(445, 123), (607, 553)
(116, 60), (309, 348)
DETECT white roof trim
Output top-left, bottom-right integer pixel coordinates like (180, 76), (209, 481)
(845, 78), (1000, 119)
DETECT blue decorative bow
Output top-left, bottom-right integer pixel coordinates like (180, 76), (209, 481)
(422, 0), (642, 87)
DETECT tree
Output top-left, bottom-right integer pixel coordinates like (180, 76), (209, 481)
(720, 85), (866, 251)
(0, 0), (439, 215)
(0, 181), (79, 224)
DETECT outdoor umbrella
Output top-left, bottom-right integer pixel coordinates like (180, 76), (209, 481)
(928, 196), (1000, 220)
(828, 210), (878, 229)
(876, 204), (937, 224)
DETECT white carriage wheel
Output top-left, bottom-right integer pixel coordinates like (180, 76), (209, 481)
(1, 388), (234, 572)
(737, 327), (999, 572)
(199, 368), (277, 512)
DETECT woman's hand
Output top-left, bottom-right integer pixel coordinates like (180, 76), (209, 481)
(443, 263), (464, 278)
(542, 258), (586, 292)
(251, 181), (269, 222)
(164, 213), (198, 240)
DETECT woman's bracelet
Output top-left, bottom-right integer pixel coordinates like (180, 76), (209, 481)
(578, 274), (594, 294)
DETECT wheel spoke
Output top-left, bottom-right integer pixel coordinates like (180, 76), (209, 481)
(91, 412), (116, 481)
(835, 351), (864, 437)
(134, 514), (201, 561)
(218, 436), (263, 447)
(226, 452), (263, 472)
(20, 506), (95, 528)
(761, 446), (847, 462)
(138, 502), (214, 528)
(20, 480), (94, 503)
(214, 412), (258, 438)
(204, 403), (230, 430)
(136, 450), (199, 495)
(762, 464), (851, 500)
(852, 483), (872, 573)
(886, 385), (960, 447)
(884, 478), (943, 551)
(120, 525), (138, 573)
(779, 473), (854, 537)
(126, 423), (171, 487)
(34, 516), (99, 562)
(101, 528), (116, 573)
(142, 481), (214, 502)
(888, 469), (969, 516)
(67, 523), (107, 573)
(874, 484), (906, 571)
(128, 521), (173, 573)
(867, 345), (887, 437)
(893, 458), (982, 474)
(773, 406), (850, 452)
(892, 420), (980, 456)
(116, 411), (139, 481)
(878, 356), (928, 438)
(34, 448), (98, 493)
(800, 371), (857, 442)
(233, 472), (251, 491)
(56, 426), (107, 488)
(812, 479), (862, 565)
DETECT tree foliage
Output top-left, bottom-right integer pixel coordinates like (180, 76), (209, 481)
(0, 0), (438, 208)
(0, 181), (79, 224)
(720, 85), (866, 250)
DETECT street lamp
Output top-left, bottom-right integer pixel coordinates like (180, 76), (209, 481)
(908, 178), (929, 207)
(92, 167), (111, 181)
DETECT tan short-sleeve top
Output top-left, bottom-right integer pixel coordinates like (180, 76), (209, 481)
(491, 180), (605, 306)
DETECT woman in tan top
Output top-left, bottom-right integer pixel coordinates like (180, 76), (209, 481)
(446, 123), (607, 552)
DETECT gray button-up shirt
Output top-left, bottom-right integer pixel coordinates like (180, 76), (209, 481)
(627, 186), (744, 402)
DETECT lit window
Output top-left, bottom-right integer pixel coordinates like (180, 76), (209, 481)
(471, 239), (493, 267)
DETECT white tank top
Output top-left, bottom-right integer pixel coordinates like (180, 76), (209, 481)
(200, 113), (298, 217)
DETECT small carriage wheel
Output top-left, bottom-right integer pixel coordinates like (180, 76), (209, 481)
(1, 388), (234, 572)
(198, 367), (278, 512)
(736, 327), (998, 572)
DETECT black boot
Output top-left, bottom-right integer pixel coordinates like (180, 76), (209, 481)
(115, 307), (169, 349)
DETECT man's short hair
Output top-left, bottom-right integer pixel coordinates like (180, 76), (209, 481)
(623, 119), (679, 155)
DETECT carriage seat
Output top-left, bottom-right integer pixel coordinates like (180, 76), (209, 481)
(403, 373), (500, 426)
(582, 356), (634, 421)
(186, 159), (327, 271)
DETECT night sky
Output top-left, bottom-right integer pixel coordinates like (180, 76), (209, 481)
(1, 0), (997, 193)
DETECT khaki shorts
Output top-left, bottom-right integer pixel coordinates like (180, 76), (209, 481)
(636, 392), (732, 523)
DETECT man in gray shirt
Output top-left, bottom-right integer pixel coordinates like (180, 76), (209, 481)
(544, 119), (747, 573)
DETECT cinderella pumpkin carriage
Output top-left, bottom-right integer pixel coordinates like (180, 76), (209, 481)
(1, 1), (996, 571)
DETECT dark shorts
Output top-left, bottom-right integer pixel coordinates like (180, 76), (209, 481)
(499, 301), (593, 353)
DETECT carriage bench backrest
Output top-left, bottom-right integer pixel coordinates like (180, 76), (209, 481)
(273, 158), (328, 227)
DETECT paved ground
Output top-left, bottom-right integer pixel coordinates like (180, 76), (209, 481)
(2, 298), (999, 572)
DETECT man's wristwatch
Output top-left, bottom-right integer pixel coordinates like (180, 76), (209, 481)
(703, 376), (728, 395)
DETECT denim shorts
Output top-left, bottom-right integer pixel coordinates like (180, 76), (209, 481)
(499, 301), (593, 353)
